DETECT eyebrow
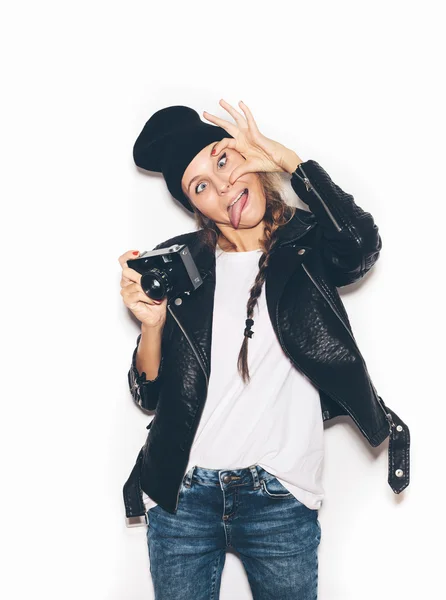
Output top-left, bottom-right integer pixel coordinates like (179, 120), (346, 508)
(187, 142), (220, 193)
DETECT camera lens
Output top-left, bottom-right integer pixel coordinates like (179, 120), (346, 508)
(141, 269), (170, 301)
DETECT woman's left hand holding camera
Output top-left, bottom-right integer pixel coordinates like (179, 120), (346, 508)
(203, 99), (303, 184)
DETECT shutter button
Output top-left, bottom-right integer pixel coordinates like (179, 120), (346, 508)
(174, 297), (182, 305)
(223, 474), (231, 483)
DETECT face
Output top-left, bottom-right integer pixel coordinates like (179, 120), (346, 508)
(181, 142), (266, 231)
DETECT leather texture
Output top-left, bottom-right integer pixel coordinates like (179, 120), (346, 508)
(123, 159), (411, 522)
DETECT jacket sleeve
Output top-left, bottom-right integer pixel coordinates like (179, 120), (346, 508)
(290, 159), (382, 287)
(128, 332), (164, 411)
(127, 239), (169, 411)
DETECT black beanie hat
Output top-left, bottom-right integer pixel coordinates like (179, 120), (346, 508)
(133, 105), (234, 213)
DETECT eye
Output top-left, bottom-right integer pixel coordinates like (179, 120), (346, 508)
(195, 152), (228, 194)
(217, 152), (228, 169)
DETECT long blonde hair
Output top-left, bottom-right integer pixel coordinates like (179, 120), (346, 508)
(191, 172), (296, 384)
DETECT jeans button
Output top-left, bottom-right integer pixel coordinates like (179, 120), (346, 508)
(222, 474), (231, 483)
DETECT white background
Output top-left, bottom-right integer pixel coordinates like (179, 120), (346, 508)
(1, 0), (445, 598)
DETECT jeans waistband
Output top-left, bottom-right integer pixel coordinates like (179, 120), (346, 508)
(182, 464), (274, 489)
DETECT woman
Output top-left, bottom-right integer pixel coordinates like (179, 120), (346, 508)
(120, 101), (410, 599)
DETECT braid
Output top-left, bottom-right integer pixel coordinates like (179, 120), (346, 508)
(236, 203), (289, 383)
(190, 171), (296, 384)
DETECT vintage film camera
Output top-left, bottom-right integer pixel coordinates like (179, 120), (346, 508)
(127, 244), (203, 301)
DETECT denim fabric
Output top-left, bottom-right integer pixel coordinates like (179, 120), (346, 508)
(146, 464), (321, 599)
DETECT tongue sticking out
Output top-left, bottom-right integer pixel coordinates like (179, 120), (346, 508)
(229, 191), (248, 229)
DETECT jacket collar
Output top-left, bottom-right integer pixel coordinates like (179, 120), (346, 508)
(184, 208), (317, 277)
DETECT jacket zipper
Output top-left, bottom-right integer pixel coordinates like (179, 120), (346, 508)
(167, 302), (210, 511)
(301, 261), (395, 432)
(167, 303), (209, 388)
(293, 163), (343, 232)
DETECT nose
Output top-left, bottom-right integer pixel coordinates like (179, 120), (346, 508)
(219, 180), (231, 195)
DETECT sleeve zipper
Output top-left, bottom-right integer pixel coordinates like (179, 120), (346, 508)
(292, 163), (343, 232)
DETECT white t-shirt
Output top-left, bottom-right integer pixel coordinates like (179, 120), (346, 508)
(143, 244), (325, 511)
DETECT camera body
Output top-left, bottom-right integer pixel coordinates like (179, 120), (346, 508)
(127, 243), (203, 301)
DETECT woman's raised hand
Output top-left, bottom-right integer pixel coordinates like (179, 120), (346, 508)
(118, 250), (167, 329)
(202, 99), (301, 184)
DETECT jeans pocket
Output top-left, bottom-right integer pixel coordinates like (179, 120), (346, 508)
(260, 476), (294, 498)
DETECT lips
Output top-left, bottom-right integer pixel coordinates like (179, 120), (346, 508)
(228, 188), (248, 211)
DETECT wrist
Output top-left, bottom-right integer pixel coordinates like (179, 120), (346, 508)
(141, 321), (164, 336)
(282, 151), (303, 175)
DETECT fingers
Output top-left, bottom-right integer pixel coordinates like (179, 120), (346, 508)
(118, 250), (140, 269)
(202, 109), (237, 138)
(218, 99), (246, 127)
(120, 276), (139, 291)
(120, 276), (133, 288)
(121, 288), (159, 307)
(212, 137), (237, 157)
(119, 251), (141, 288)
(121, 266), (142, 285)
(229, 164), (250, 186)
(238, 101), (260, 134)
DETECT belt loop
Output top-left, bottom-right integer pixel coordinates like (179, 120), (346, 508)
(184, 465), (195, 487)
(249, 464), (261, 489)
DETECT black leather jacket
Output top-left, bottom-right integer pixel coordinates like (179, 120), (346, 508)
(123, 159), (411, 525)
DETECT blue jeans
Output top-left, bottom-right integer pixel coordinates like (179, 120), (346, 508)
(146, 464), (321, 599)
